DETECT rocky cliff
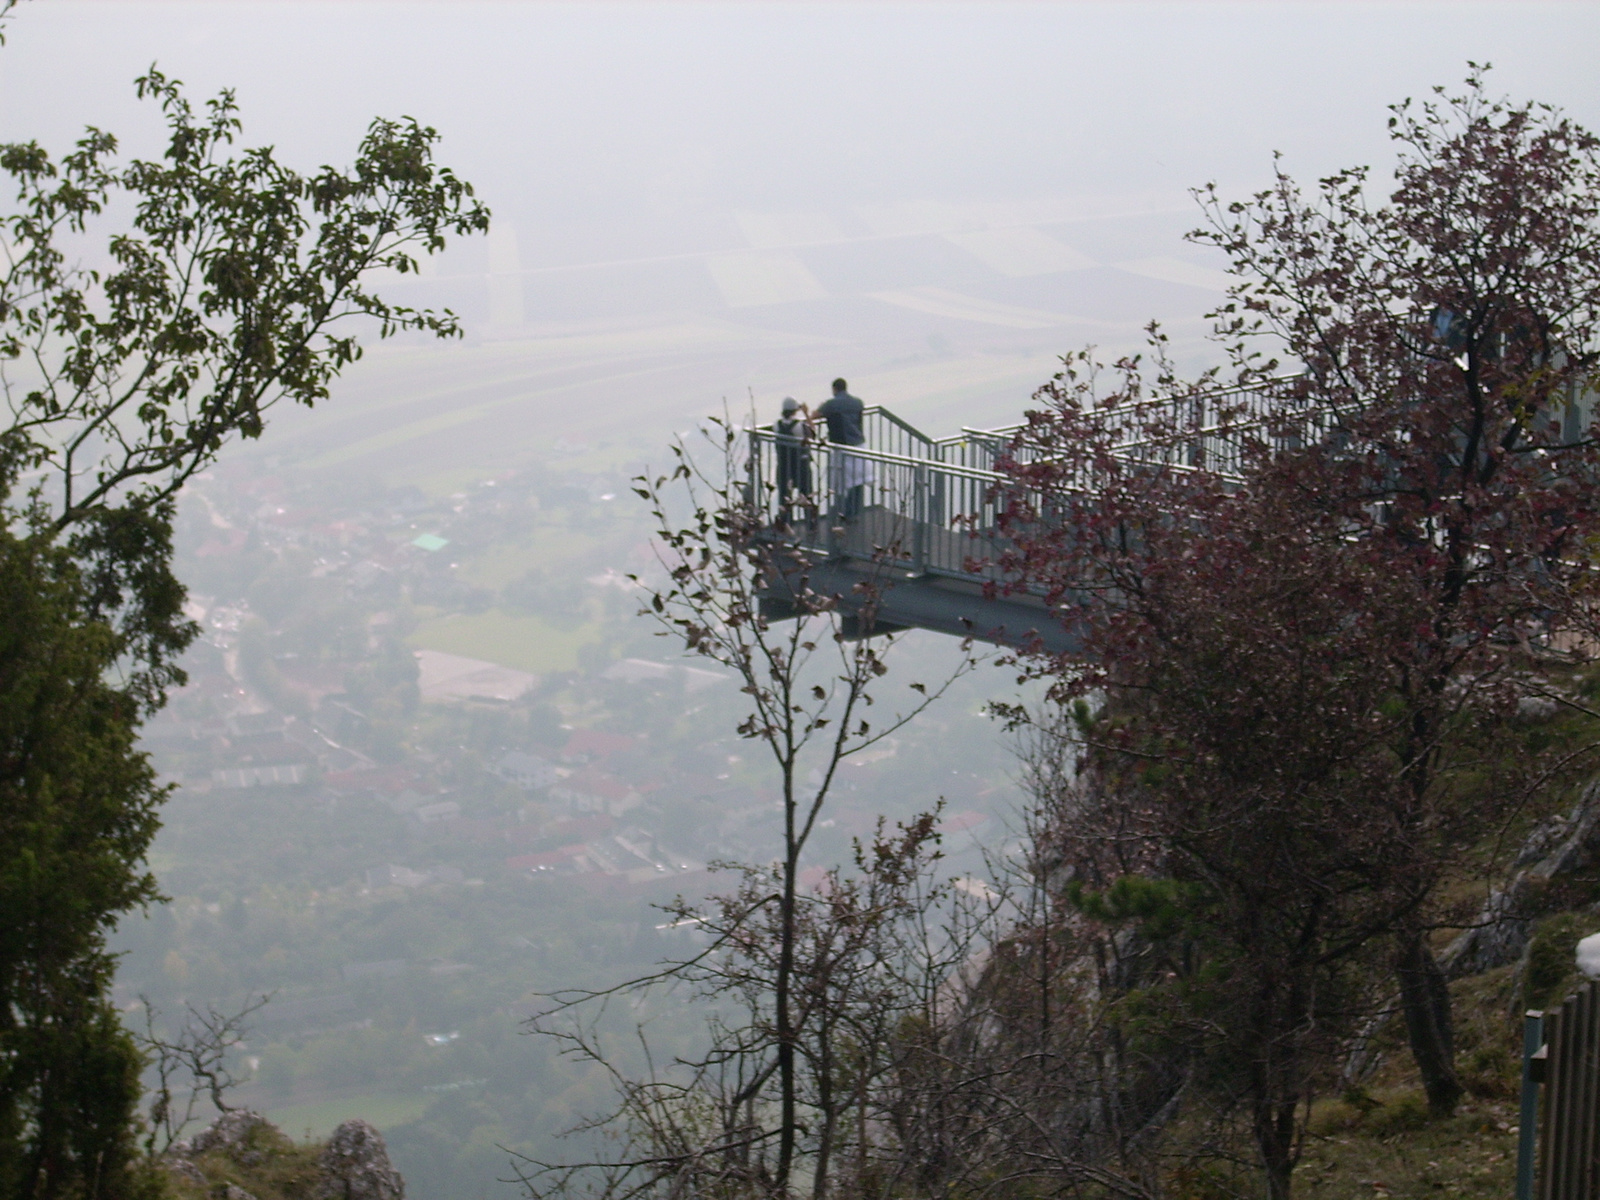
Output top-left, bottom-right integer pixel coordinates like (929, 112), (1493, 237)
(161, 1110), (405, 1200)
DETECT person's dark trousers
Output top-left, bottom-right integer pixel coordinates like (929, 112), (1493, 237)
(777, 459), (811, 526)
(840, 485), (863, 519)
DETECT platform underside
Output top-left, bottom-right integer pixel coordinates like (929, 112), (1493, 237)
(756, 508), (1081, 654)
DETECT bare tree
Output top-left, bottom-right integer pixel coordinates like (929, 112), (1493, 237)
(137, 993), (271, 1156)
(862, 748), (1175, 1200)
(519, 417), (984, 1198)
(523, 814), (1007, 1199)
(633, 418), (982, 1189)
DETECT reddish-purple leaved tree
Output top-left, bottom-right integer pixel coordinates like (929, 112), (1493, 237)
(994, 68), (1600, 1197)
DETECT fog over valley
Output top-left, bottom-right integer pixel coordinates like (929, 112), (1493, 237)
(3, 4), (1598, 1199)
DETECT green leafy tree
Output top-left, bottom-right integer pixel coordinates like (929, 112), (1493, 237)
(0, 54), (487, 1197)
(1, 66), (486, 701)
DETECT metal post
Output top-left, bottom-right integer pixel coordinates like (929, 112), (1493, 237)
(1520, 1009), (1545, 1200)
(1540, 1005), (1565, 1200)
(824, 445), (838, 559)
(912, 464), (927, 575)
(748, 428), (761, 516)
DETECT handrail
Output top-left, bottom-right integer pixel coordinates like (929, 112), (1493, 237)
(748, 428), (1008, 484)
(951, 373), (1308, 441)
(744, 372), (1319, 584)
(752, 428), (1227, 489)
(861, 405), (939, 447)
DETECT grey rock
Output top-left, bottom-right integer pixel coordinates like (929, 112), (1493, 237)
(189, 1109), (273, 1158)
(1441, 776), (1600, 978)
(1519, 695), (1560, 720)
(315, 1119), (405, 1200)
(223, 1187), (259, 1200)
(1514, 811), (1574, 869)
(161, 1155), (206, 1185)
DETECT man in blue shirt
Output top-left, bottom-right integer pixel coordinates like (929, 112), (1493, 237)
(816, 378), (864, 446)
(816, 378), (869, 518)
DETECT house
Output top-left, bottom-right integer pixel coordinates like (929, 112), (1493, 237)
(367, 864), (432, 888)
(414, 800), (461, 825)
(936, 810), (993, 855)
(493, 751), (559, 790)
(549, 768), (642, 817)
(506, 844), (590, 874)
(600, 657), (727, 694)
(414, 649), (536, 703)
(212, 763), (310, 789)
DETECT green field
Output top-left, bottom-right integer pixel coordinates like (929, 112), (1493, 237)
(409, 608), (605, 675)
(464, 527), (607, 591)
(266, 1092), (431, 1140)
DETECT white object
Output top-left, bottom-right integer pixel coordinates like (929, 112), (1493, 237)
(1574, 931), (1600, 979)
(831, 452), (875, 492)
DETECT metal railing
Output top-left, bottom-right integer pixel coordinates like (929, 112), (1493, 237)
(746, 433), (1011, 580)
(746, 375), (1306, 582)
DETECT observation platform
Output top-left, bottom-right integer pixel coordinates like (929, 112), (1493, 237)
(747, 369), (1600, 651)
(746, 379), (1305, 652)
(756, 509), (1075, 653)
(746, 405), (1066, 651)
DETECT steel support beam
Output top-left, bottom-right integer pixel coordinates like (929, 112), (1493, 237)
(759, 558), (1081, 655)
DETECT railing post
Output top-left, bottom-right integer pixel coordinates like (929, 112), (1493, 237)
(1520, 1009), (1545, 1200)
(1535, 983), (1600, 1200)
(824, 444), (839, 559)
(912, 464), (927, 575)
(1539, 1005), (1562, 1200)
(1580, 985), (1593, 1200)
(747, 427), (761, 517)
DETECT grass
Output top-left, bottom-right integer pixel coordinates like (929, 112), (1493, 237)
(1274, 963), (1529, 1198)
(1147, 961), (1536, 1198)
(463, 526), (604, 591)
(1296, 1090), (1520, 1198)
(159, 1118), (326, 1200)
(264, 1091), (430, 1140)
(408, 608), (605, 674)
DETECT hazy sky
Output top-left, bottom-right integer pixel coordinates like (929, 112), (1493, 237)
(8, 1), (1599, 262)
(6, 1), (1600, 461)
